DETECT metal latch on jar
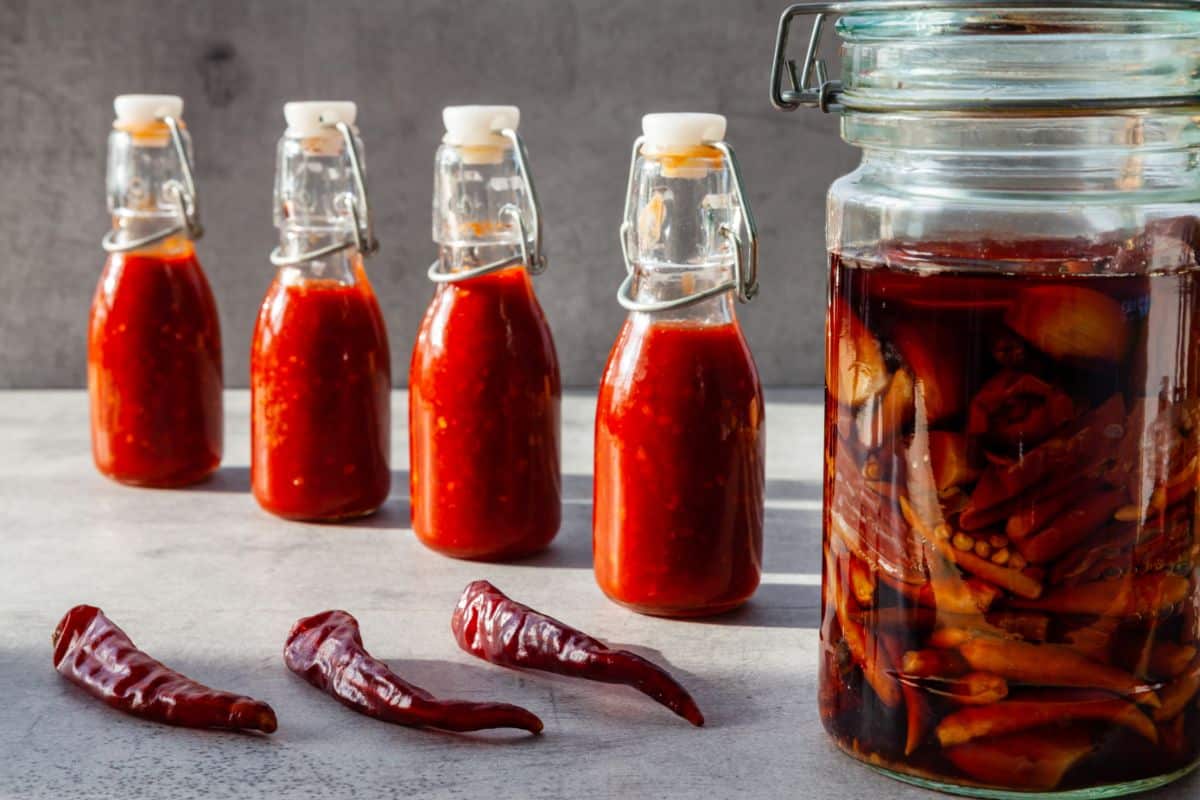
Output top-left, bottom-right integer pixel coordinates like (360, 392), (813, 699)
(617, 136), (759, 313)
(771, 0), (1200, 114)
(426, 128), (547, 284)
(270, 120), (379, 268)
(102, 115), (204, 253)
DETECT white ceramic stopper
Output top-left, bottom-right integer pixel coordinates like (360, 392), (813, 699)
(284, 101), (357, 137)
(442, 105), (520, 147)
(642, 112), (727, 149)
(114, 94), (183, 125)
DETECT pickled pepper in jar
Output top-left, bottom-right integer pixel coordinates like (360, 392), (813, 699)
(593, 113), (765, 617)
(251, 102), (391, 521)
(89, 95), (222, 487)
(767, 3), (1200, 795)
(409, 106), (561, 560)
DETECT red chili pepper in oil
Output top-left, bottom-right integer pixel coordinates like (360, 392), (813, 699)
(285, 610), (543, 734)
(52, 605), (277, 733)
(451, 580), (705, 726)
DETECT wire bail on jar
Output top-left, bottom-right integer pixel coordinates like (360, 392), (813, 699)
(102, 115), (204, 253)
(269, 119), (379, 268)
(426, 126), (546, 284)
(617, 135), (759, 313)
(771, 0), (1200, 114)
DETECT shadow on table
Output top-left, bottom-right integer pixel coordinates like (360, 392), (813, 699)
(766, 478), (823, 501)
(341, 471), (411, 530)
(692, 582), (822, 630)
(189, 465), (251, 493)
(520, 476), (824, 572)
(187, 467), (414, 529)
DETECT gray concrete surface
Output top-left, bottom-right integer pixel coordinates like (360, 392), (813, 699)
(0, 389), (1196, 799)
(0, 0), (850, 389)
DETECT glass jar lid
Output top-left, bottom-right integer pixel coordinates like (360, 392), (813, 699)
(771, 1), (1200, 113)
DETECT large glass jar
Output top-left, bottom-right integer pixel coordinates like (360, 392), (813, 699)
(771, 3), (1200, 796)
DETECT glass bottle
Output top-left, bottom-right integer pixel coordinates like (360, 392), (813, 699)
(410, 106), (561, 560)
(768, 3), (1200, 796)
(251, 101), (390, 521)
(593, 113), (764, 617)
(89, 94), (222, 487)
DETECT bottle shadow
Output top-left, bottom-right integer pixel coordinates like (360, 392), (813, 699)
(341, 471), (411, 530)
(185, 468), (413, 528)
(188, 465), (251, 493)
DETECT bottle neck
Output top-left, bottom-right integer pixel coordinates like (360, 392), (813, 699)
(436, 242), (524, 275)
(107, 124), (193, 246)
(275, 230), (358, 285)
(432, 142), (530, 249)
(622, 145), (743, 324)
(273, 129), (369, 284)
(628, 264), (736, 324)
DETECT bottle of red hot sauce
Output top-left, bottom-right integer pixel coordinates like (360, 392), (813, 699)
(594, 114), (764, 617)
(410, 106), (561, 560)
(251, 102), (391, 521)
(89, 95), (222, 487)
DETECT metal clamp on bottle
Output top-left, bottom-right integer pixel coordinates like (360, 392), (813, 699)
(102, 115), (204, 253)
(771, 0), (1200, 114)
(270, 119), (379, 268)
(617, 122), (759, 314)
(427, 124), (547, 284)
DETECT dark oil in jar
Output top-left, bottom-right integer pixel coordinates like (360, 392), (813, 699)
(821, 242), (1200, 793)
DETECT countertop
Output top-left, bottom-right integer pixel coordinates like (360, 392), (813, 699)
(0, 390), (1195, 800)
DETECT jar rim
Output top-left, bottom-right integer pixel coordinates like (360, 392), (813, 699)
(772, 2), (1200, 114)
(836, 6), (1200, 113)
(836, 6), (1200, 40)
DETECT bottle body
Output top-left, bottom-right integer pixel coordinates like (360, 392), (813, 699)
(88, 237), (222, 486)
(251, 258), (390, 520)
(594, 296), (764, 616)
(409, 263), (561, 559)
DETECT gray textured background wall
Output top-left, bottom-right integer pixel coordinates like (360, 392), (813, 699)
(0, 0), (857, 388)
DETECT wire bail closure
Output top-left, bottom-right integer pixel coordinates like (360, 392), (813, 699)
(270, 120), (379, 268)
(102, 116), (203, 253)
(771, 0), (1200, 114)
(427, 128), (546, 284)
(616, 136), (759, 313)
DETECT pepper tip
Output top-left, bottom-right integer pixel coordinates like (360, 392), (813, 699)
(256, 707), (279, 734)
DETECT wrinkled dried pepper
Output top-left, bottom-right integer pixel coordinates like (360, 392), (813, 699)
(285, 610), (542, 734)
(451, 581), (704, 726)
(52, 604), (277, 733)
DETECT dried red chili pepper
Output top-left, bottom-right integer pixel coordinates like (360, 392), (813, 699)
(285, 610), (542, 734)
(451, 580), (705, 726)
(52, 604), (277, 733)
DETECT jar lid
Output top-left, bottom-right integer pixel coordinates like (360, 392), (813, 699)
(771, 1), (1200, 114)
